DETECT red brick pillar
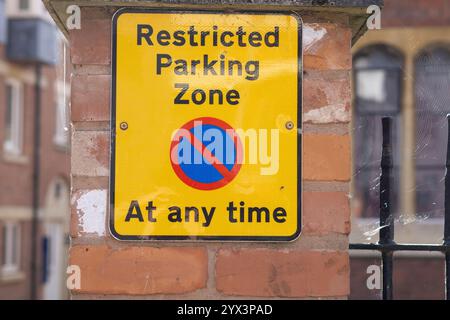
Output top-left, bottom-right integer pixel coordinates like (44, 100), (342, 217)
(64, 5), (354, 299)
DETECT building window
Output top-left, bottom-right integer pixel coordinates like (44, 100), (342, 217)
(4, 79), (23, 155)
(415, 46), (450, 218)
(54, 82), (68, 147)
(1, 222), (21, 276)
(353, 45), (403, 218)
(54, 181), (61, 199)
(18, 0), (29, 11)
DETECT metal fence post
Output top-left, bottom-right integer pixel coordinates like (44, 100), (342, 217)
(445, 115), (450, 300)
(379, 117), (394, 300)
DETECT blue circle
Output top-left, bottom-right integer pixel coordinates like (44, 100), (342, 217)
(177, 123), (237, 184)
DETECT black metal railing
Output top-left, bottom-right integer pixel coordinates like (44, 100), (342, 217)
(349, 116), (450, 300)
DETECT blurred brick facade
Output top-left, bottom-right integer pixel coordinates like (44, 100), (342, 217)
(382, 0), (450, 28)
(0, 37), (70, 299)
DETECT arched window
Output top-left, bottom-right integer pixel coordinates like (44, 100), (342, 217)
(353, 45), (403, 218)
(415, 46), (450, 218)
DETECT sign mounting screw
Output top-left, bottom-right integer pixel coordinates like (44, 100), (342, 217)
(285, 121), (295, 130)
(120, 122), (128, 130)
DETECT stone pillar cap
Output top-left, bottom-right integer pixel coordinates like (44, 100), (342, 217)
(43, 0), (383, 44)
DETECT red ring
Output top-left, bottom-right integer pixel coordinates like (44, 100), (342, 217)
(170, 117), (242, 191)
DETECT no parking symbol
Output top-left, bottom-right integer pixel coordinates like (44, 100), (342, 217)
(170, 117), (243, 191)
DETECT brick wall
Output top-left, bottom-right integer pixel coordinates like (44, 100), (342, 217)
(69, 7), (352, 299)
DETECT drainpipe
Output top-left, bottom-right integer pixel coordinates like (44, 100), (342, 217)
(31, 63), (42, 300)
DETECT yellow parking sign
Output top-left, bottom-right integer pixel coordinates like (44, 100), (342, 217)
(110, 9), (302, 241)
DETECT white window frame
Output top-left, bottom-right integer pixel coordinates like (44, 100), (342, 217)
(18, 0), (30, 12)
(6, 0), (52, 21)
(1, 221), (21, 276)
(4, 79), (24, 156)
(54, 81), (69, 147)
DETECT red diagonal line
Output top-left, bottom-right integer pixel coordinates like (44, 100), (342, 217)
(181, 130), (234, 180)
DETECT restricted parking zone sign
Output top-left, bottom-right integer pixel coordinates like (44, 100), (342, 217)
(110, 9), (302, 241)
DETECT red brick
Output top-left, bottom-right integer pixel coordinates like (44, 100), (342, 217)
(71, 75), (110, 122)
(303, 23), (352, 70)
(303, 72), (351, 123)
(71, 131), (109, 177)
(70, 245), (208, 295)
(303, 134), (351, 181)
(303, 192), (350, 235)
(216, 249), (349, 297)
(70, 19), (111, 65)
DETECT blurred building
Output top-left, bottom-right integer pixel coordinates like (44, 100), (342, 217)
(0, 0), (70, 299)
(350, 0), (450, 299)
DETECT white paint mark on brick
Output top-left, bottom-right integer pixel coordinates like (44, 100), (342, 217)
(76, 189), (106, 236)
(304, 104), (350, 124)
(303, 24), (327, 51)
